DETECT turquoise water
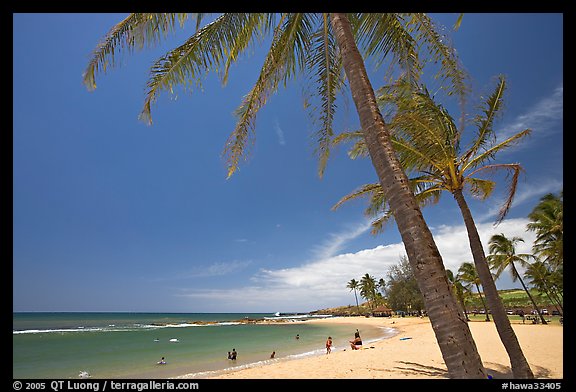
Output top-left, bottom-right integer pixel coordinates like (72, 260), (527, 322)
(13, 313), (397, 379)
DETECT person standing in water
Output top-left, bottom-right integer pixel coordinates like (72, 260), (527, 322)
(326, 336), (332, 354)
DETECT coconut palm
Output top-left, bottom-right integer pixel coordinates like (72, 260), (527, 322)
(332, 75), (534, 378)
(83, 12), (485, 378)
(346, 278), (361, 315)
(359, 273), (377, 311)
(377, 278), (386, 298)
(527, 191), (563, 270)
(457, 262), (490, 321)
(524, 261), (563, 315)
(487, 234), (547, 325)
(446, 269), (470, 321)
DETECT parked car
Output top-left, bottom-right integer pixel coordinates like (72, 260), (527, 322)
(552, 310), (561, 316)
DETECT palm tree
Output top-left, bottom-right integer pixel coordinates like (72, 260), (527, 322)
(346, 278), (361, 315)
(524, 261), (562, 315)
(457, 262), (490, 321)
(377, 278), (386, 298)
(332, 75), (534, 378)
(527, 191), (563, 270)
(446, 269), (470, 321)
(359, 273), (377, 311)
(487, 234), (547, 325)
(83, 12), (485, 378)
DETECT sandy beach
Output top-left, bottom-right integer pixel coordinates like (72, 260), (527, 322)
(201, 316), (562, 379)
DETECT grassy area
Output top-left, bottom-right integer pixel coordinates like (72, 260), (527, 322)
(466, 313), (563, 326)
(466, 288), (559, 311)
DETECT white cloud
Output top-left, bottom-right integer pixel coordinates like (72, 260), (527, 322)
(175, 217), (536, 312)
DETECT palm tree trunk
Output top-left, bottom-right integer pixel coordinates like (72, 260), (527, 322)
(330, 13), (486, 379)
(511, 263), (548, 325)
(475, 283), (491, 321)
(354, 289), (361, 315)
(453, 189), (534, 378)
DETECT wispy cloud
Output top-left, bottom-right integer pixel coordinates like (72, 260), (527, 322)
(157, 260), (252, 281)
(274, 119), (286, 146)
(311, 220), (373, 259)
(473, 178), (563, 224)
(497, 83), (563, 143)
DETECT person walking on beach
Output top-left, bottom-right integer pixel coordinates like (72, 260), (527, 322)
(326, 336), (332, 354)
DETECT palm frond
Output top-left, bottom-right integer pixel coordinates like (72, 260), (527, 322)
(355, 13), (422, 87)
(331, 183), (382, 211)
(306, 14), (347, 178)
(406, 13), (470, 100)
(463, 177), (495, 200)
(224, 13), (316, 178)
(83, 13), (195, 91)
(463, 128), (531, 173)
(375, 77), (460, 175)
(466, 163), (524, 225)
(221, 14), (275, 85)
(369, 213), (393, 236)
(460, 75), (506, 165)
(139, 13), (271, 125)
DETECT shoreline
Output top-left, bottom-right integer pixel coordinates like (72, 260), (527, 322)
(172, 316), (395, 379)
(174, 316), (563, 379)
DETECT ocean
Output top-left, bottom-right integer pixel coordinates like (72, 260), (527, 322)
(13, 312), (398, 379)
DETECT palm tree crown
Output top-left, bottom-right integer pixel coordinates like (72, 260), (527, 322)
(333, 75), (530, 231)
(527, 191), (563, 269)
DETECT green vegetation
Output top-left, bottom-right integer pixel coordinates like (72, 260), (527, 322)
(467, 288), (558, 311)
(312, 288), (559, 318)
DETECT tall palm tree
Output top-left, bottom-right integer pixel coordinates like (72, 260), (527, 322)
(457, 262), (490, 321)
(359, 273), (377, 311)
(487, 234), (547, 325)
(346, 278), (361, 315)
(84, 12), (485, 378)
(527, 191), (563, 270)
(332, 75), (534, 378)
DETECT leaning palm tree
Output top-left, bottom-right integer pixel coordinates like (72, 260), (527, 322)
(346, 278), (361, 315)
(487, 233), (547, 325)
(458, 262), (490, 321)
(332, 75), (534, 378)
(83, 12), (486, 378)
(524, 260), (563, 315)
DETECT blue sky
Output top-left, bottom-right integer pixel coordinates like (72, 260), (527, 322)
(13, 13), (563, 313)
